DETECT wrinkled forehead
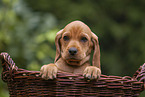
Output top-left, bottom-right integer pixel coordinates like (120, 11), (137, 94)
(63, 21), (92, 37)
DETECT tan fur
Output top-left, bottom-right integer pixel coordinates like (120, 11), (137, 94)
(40, 21), (101, 80)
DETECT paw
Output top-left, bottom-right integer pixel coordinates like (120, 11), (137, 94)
(40, 64), (58, 80)
(83, 66), (101, 80)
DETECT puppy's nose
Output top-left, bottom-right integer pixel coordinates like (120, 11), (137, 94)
(69, 47), (78, 55)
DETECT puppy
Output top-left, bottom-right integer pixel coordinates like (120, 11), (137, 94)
(40, 21), (101, 80)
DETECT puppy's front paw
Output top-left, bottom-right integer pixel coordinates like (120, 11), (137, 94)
(83, 66), (101, 80)
(40, 63), (58, 80)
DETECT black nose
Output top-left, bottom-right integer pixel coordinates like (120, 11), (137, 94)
(69, 47), (78, 55)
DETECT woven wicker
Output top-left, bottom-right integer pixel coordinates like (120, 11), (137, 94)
(0, 52), (145, 97)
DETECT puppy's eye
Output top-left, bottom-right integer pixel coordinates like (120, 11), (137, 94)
(63, 36), (69, 41)
(81, 37), (88, 42)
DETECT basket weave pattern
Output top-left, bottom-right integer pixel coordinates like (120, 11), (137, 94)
(0, 52), (145, 97)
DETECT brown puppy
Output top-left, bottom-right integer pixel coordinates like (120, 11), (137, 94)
(40, 21), (101, 80)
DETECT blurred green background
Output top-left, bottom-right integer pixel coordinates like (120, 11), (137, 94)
(0, 0), (145, 96)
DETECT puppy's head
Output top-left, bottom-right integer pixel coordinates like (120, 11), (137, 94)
(55, 21), (100, 67)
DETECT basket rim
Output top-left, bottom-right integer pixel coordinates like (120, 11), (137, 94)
(1, 52), (145, 90)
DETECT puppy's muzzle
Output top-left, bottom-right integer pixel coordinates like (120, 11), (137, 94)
(68, 47), (78, 56)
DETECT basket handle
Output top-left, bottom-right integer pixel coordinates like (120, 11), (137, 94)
(0, 52), (18, 71)
(0, 52), (18, 82)
(133, 63), (145, 89)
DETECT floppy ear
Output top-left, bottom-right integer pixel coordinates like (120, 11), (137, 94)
(54, 29), (63, 63)
(91, 32), (101, 69)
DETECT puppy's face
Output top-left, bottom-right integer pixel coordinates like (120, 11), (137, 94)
(60, 22), (93, 66)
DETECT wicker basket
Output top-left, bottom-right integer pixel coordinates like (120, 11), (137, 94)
(0, 52), (145, 97)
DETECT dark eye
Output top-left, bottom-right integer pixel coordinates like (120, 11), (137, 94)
(63, 36), (69, 41)
(81, 37), (88, 42)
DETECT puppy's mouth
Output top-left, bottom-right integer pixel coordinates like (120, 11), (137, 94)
(66, 59), (81, 65)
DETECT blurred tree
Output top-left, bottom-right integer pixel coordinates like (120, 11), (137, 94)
(0, 0), (58, 69)
(0, 0), (145, 96)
